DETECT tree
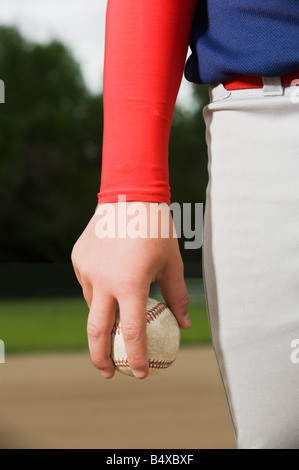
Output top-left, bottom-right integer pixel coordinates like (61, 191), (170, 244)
(0, 26), (103, 261)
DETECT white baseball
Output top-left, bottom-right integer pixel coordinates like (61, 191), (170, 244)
(111, 298), (181, 377)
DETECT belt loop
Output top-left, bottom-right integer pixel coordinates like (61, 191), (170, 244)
(209, 81), (231, 102)
(262, 76), (283, 96)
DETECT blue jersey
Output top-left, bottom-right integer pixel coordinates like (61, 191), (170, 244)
(184, 0), (299, 84)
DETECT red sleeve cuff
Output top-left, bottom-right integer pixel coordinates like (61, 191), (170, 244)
(97, 189), (171, 206)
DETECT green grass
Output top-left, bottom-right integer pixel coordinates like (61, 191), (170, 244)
(0, 296), (211, 355)
(180, 301), (211, 346)
(0, 297), (89, 354)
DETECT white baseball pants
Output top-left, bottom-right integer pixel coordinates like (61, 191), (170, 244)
(202, 77), (299, 449)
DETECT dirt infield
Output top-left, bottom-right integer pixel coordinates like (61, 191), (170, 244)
(0, 345), (236, 449)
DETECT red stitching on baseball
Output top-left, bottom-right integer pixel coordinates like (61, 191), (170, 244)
(113, 358), (129, 367)
(113, 357), (175, 369)
(146, 302), (167, 324)
(111, 302), (168, 334)
(148, 358), (175, 369)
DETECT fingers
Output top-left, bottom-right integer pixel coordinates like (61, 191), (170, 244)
(87, 294), (117, 379)
(157, 257), (191, 330)
(87, 290), (150, 380)
(118, 295), (149, 379)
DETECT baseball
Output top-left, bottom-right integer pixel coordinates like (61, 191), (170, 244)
(111, 298), (181, 377)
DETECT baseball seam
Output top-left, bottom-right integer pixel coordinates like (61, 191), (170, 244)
(112, 302), (168, 335)
(113, 358), (175, 369)
(146, 302), (168, 324)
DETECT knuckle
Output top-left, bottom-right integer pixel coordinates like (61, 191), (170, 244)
(71, 250), (102, 284)
(77, 265), (101, 285)
(117, 277), (149, 297)
(77, 264), (90, 281)
(121, 323), (143, 343)
(117, 280), (130, 293)
(177, 291), (190, 313)
(92, 271), (105, 286)
(87, 321), (107, 338)
(71, 243), (79, 266)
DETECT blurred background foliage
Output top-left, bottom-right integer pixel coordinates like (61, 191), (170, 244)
(0, 25), (209, 265)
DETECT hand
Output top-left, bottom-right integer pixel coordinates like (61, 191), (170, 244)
(71, 201), (191, 379)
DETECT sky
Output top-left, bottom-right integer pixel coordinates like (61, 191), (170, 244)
(0, 0), (193, 107)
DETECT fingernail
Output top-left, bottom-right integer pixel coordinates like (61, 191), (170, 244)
(132, 370), (147, 379)
(184, 315), (192, 328)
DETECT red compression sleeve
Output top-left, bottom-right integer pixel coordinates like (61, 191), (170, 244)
(97, 0), (197, 205)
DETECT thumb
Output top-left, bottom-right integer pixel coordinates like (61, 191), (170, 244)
(157, 258), (191, 330)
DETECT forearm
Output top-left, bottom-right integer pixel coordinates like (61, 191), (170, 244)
(98, 0), (197, 205)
